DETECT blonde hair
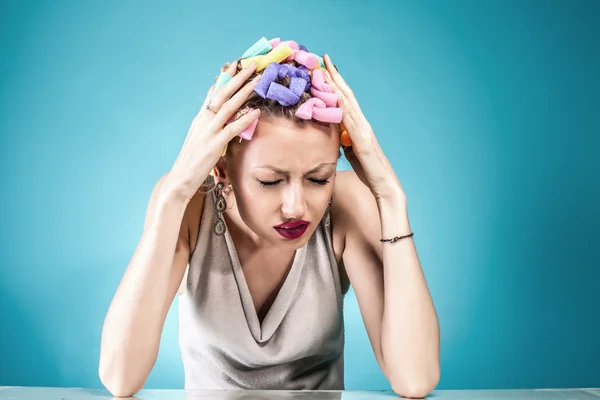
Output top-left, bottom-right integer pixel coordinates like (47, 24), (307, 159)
(204, 59), (342, 193)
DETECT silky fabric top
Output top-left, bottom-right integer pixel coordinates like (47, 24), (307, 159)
(178, 176), (346, 390)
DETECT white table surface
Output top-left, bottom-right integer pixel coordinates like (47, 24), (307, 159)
(1, 387), (600, 399)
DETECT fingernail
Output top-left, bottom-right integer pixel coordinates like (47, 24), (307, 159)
(252, 74), (261, 83)
(249, 61), (257, 68)
(324, 71), (332, 80)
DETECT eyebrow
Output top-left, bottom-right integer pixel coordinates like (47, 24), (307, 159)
(255, 162), (337, 176)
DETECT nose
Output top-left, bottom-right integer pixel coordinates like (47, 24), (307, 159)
(281, 182), (305, 220)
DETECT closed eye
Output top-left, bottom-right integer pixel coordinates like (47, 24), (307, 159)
(258, 179), (282, 188)
(309, 178), (330, 186)
(257, 178), (330, 188)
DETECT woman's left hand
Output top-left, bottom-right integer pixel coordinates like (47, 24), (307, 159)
(323, 54), (406, 203)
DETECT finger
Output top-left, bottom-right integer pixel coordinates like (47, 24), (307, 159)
(324, 54), (362, 113)
(201, 84), (216, 112)
(206, 61), (239, 104)
(325, 71), (366, 148)
(323, 71), (359, 130)
(218, 107), (261, 146)
(198, 60), (239, 118)
(324, 71), (359, 119)
(182, 83), (216, 150)
(337, 94), (360, 143)
(323, 54), (351, 96)
(209, 60), (258, 111)
(209, 73), (262, 131)
(195, 83), (217, 132)
(224, 60), (238, 74)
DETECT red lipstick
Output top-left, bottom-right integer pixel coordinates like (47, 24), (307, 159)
(274, 220), (309, 240)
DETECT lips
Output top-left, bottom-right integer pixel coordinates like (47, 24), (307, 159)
(275, 220), (309, 229)
(274, 220), (309, 240)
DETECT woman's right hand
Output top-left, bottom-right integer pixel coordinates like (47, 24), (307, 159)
(163, 60), (262, 203)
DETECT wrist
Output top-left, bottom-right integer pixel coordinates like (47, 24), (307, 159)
(377, 194), (411, 238)
(376, 187), (407, 209)
(157, 179), (194, 208)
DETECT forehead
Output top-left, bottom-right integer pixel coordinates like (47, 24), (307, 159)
(239, 116), (339, 166)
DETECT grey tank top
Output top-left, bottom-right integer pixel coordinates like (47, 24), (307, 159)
(178, 177), (346, 390)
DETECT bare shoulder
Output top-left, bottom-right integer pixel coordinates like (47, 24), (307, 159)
(330, 170), (378, 294)
(333, 169), (365, 195)
(185, 184), (206, 255)
(331, 169), (382, 252)
(331, 170), (378, 231)
(150, 173), (207, 296)
(148, 172), (206, 255)
(333, 170), (372, 197)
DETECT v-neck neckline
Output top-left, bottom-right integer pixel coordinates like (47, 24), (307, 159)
(214, 189), (308, 343)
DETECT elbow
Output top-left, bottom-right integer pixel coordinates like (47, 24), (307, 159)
(389, 368), (440, 398)
(391, 384), (434, 399)
(98, 336), (157, 397)
(99, 360), (144, 398)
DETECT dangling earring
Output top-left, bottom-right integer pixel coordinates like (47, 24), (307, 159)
(213, 182), (227, 236)
(325, 196), (333, 230)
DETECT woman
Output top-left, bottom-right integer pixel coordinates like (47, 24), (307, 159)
(99, 37), (440, 398)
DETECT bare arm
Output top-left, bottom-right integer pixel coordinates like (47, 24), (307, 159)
(336, 171), (439, 398)
(98, 174), (203, 397)
(98, 59), (263, 397)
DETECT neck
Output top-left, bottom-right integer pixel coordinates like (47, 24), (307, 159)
(222, 190), (270, 251)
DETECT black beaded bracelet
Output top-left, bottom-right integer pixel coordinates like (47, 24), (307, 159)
(380, 232), (414, 243)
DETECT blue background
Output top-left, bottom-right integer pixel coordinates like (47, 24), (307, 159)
(1, 0), (598, 391)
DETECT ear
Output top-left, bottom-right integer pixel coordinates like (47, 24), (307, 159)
(213, 157), (229, 184)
